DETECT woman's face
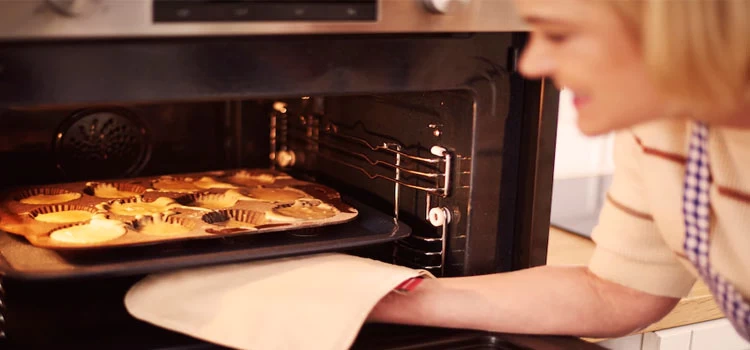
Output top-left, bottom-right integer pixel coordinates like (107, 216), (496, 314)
(515, 0), (669, 136)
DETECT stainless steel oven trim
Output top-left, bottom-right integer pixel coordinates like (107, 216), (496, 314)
(0, 0), (527, 41)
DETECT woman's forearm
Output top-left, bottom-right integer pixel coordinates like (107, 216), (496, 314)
(368, 265), (679, 338)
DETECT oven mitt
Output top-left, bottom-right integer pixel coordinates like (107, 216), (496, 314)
(124, 252), (433, 350)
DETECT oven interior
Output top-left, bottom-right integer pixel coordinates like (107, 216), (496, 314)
(0, 32), (559, 348)
(0, 89), (482, 276)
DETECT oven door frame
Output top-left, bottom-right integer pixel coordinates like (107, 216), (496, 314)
(0, 33), (559, 348)
(0, 33), (557, 272)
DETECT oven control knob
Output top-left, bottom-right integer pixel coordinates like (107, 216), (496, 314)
(422, 0), (470, 14)
(45, 0), (100, 16)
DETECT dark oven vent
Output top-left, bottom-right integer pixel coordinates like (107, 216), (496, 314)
(53, 108), (151, 180)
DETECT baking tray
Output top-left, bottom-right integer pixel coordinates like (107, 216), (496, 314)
(0, 169), (358, 250)
(0, 195), (410, 280)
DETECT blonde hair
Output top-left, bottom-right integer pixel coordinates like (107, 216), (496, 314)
(605, 0), (750, 116)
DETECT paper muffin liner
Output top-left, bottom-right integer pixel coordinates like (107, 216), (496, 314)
(267, 199), (339, 223)
(84, 182), (147, 199)
(134, 214), (194, 228)
(201, 209), (275, 235)
(176, 192), (240, 210)
(28, 204), (100, 223)
(98, 196), (180, 218)
(13, 187), (82, 205)
(47, 215), (129, 244)
(97, 196), (137, 212)
(201, 209), (266, 225)
(133, 214), (196, 237)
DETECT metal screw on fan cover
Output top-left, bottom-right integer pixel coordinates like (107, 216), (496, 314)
(54, 108), (151, 179)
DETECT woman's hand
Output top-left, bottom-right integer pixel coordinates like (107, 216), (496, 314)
(368, 265), (680, 338)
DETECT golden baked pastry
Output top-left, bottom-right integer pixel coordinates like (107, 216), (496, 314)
(222, 219), (257, 230)
(267, 200), (338, 222)
(246, 187), (307, 202)
(104, 197), (179, 217)
(50, 216), (127, 244)
(229, 171), (277, 185)
(137, 221), (191, 236)
(151, 177), (200, 193)
(34, 210), (94, 223)
(91, 184), (140, 199)
(193, 176), (236, 190)
(0, 168), (355, 249)
(20, 192), (81, 205)
(192, 198), (235, 210)
(152, 176), (235, 192)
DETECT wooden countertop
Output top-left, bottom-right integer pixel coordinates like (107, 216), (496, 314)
(546, 227), (724, 333)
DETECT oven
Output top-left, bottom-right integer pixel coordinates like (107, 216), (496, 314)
(0, 0), (577, 348)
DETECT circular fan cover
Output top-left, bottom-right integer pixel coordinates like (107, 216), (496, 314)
(54, 108), (151, 179)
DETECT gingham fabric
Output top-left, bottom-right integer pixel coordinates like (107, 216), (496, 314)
(683, 122), (750, 341)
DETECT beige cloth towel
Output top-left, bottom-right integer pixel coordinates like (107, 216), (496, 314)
(124, 253), (433, 350)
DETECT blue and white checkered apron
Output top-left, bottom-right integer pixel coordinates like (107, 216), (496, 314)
(683, 122), (750, 341)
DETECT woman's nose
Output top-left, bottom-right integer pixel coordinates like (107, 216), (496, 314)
(518, 37), (556, 79)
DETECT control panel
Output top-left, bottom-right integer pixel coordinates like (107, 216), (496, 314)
(153, 0), (377, 22)
(0, 0), (527, 40)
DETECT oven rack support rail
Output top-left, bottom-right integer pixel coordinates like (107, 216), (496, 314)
(269, 101), (453, 274)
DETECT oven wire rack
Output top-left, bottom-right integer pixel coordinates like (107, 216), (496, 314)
(270, 102), (453, 273)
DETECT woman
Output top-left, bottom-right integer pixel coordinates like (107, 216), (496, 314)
(369, 0), (750, 340)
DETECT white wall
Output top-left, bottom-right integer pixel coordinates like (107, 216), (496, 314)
(553, 89), (615, 179)
(598, 319), (749, 350)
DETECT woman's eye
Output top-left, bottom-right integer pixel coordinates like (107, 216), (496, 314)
(544, 32), (569, 44)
